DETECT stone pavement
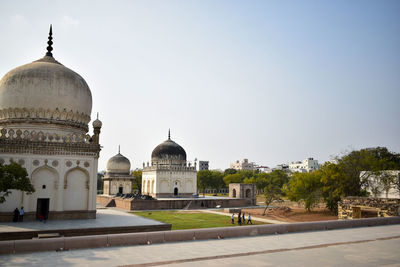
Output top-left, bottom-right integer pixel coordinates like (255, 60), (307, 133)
(200, 209), (288, 224)
(0, 224), (399, 266)
(0, 208), (163, 233)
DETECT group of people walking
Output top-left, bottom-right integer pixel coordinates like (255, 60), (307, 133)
(12, 207), (24, 222)
(231, 212), (252, 225)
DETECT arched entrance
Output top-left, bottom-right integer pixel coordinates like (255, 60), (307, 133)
(246, 189), (251, 198)
(174, 187), (178, 196)
(232, 189), (236, 198)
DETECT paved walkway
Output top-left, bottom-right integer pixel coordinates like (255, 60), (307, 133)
(0, 208), (163, 233)
(0, 224), (399, 266)
(200, 209), (288, 224)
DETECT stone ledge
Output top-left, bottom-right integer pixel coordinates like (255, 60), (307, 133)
(0, 216), (399, 254)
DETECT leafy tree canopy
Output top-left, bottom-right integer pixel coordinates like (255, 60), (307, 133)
(132, 169), (142, 194)
(0, 162), (35, 203)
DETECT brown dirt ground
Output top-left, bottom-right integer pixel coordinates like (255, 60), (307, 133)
(240, 206), (337, 223)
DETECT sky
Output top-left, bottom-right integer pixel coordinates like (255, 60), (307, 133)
(0, 0), (399, 171)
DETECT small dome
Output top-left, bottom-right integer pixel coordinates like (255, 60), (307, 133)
(106, 153), (131, 174)
(92, 118), (102, 128)
(151, 137), (186, 162)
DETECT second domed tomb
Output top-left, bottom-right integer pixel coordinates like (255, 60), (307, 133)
(142, 131), (197, 198)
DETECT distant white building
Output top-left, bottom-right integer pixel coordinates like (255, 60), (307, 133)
(198, 161), (209, 171)
(230, 159), (255, 171)
(272, 164), (290, 172)
(257, 166), (272, 173)
(288, 158), (320, 173)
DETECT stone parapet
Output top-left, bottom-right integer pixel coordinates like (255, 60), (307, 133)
(0, 138), (100, 157)
(0, 216), (399, 254)
(143, 165), (196, 172)
(0, 128), (91, 144)
(96, 195), (252, 210)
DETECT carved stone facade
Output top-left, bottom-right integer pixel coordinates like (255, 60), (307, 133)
(102, 151), (133, 195)
(338, 197), (400, 220)
(142, 133), (197, 198)
(0, 28), (102, 221)
(229, 183), (256, 205)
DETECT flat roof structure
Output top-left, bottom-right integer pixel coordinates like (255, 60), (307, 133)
(0, 208), (170, 240)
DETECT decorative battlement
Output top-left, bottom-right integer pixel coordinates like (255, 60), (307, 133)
(0, 128), (100, 157)
(143, 165), (196, 172)
(0, 128), (91, 144)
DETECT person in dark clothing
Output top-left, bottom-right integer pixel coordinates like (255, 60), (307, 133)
(13, 208), (19, 222)
(238, 212), (242, 225)
(247, 213), (253, 224)
(231, 213), (235, 224)
(242, 213), (246, 224)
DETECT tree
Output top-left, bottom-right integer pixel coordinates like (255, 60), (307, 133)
(0, 162), (35, 203)
(285, 172), (322, 211)
(197, 170), (212, 196)
(97, 172), (104, 192)
(223, 173), (244, 187)
(262, 170), (289, 215)
(319, 162), (345, 214)
(224, 168), (237, 175)
(337, 147), (399, 196)
(132, 169), (142, 194)
(210, 170), (225, 193)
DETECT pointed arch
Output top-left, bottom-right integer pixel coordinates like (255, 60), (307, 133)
(63, 166), (89, 211)
(30, 165), (59, 212)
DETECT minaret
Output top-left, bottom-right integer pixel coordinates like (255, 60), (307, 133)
(92, 112), (102, 144)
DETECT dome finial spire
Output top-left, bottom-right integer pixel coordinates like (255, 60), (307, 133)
(168, 129), (171, 140)
(45, 24), (53, 57)
(118, 145), (120, 154)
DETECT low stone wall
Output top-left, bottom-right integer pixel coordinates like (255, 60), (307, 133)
(0, 210), (96, 222)
(338, 197), (400, 220)
(1, 216), (399, 254)
(0, 223), (171, 241)
(96, 195), (251, 211)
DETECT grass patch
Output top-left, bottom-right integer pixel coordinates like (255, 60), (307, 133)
(132, 211), (266, 230)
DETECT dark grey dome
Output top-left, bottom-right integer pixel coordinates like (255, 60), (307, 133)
(151, 138), (186, 161)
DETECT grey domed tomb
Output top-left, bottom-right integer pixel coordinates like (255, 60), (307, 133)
(103, 146), (133, 195)
(0, 26), (102, 221)
(142, 130), (197, 198)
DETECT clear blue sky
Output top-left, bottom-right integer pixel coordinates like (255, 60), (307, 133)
(0, 0), (399, 171)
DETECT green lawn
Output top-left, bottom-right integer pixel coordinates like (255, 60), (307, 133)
(132, 211), (266, 230)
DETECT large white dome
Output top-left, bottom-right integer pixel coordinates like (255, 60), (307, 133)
(0, 55), (92, 133)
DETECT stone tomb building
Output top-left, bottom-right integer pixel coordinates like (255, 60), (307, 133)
(229, 183), (256, 205)
(0, 27), (102, 221)
(103, 149), (133, 195)
(142, 132), (196, 198)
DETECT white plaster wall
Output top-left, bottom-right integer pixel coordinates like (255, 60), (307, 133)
(63, 168), (88, 210)
(0, 153), (96, 213)
(103, 181), (110, 195)
(0, 190), (22, 211)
